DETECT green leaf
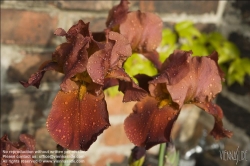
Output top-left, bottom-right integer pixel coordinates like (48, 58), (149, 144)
(227, 58), (247, 85)
(174, 21), (201, 42)
(161, 28), (177, 46)
(240, 58), (250, 75)
(164, 142), (179, 166)
(207, 32), (225, 49)
(124, 53), (158, 78)
(196, 33), (208, 44)
(180, 42), (209, 56)
(217, 41), (240, 64)
(129, 156), (145, 166)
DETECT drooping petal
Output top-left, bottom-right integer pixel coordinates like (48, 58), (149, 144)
(107, 68), (147, 102)
(46, 90), (110, 150)
(119, 81), (147, 102)
(106, 0), (129, 28)
(19, 61), (60, 88)
(103, 78), (119, 90)
(119, 11), (163, 52)
(124, 96), (179, 149)
(195, 102), (233, 139)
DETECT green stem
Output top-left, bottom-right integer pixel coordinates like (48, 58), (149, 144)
(158, 143), (166, 166)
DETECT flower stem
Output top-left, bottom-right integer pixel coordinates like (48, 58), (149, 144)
(158, 143), (166, 166)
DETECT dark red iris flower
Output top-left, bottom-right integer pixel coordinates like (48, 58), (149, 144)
(0, 134), (35, 166)
(19, 0), (232, 152)
(124, 50), (232, 149)
(20, 19), (147, 150)
(106, 0), (163, 70)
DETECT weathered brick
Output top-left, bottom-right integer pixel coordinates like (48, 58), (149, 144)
(102, 124), (131, 146)
(1, 9), (58, 46)
(232, 1), (250, 25)
(138, 1), (218, 14)
(82, 17), (107, 32)
(53, 1), (113, 11)
(2, 0), (54, 8)
(6, 51), (63, 83)
(1, 91), (52, 141)
(229, 32), (250, 58)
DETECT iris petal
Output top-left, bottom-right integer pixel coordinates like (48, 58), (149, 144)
(47, 90), (110, 150)
(19, 61), (59, 88)
(195, 102), (233, 139)
(124, 96), (179, 149)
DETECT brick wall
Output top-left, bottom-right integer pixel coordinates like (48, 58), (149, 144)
(1, 1), (250, 166)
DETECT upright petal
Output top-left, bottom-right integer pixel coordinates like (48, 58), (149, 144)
(124, 96), (179, 149)
(66, 20), (91, 42)
(46, 90), (110, 150)
(108, 31), (132, 68)
(87, 44), (111, 85)
(52, 43), (72, 72)
(60, 35), (90, 91)
(119, 11), (162, 52)
(150, 50), (224, 108)
(106, 0), (129, 28)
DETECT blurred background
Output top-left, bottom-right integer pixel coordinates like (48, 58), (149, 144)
(1, 1), (250, 166)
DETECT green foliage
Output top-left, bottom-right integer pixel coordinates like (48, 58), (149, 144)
(165, 150), (179, 166)
(175, 21), (201, 43)
(227, 58), (250, 85)
(128, 156), (145, 166)
(107, 53), (158, 97)
(159, 21), (250, 86)
(124, 53), (158, 79)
